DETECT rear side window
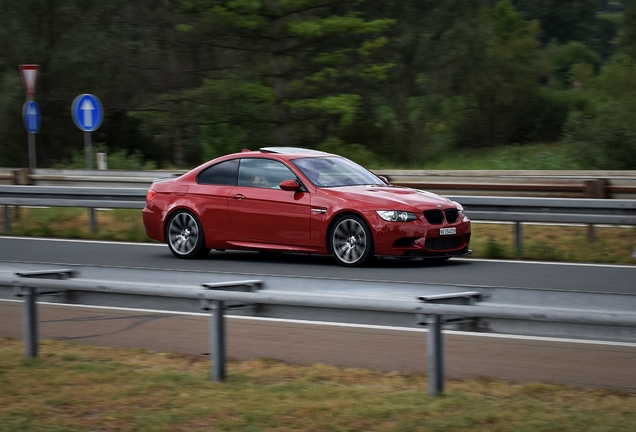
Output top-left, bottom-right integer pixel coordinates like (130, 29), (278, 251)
(197, 159), (239, 185)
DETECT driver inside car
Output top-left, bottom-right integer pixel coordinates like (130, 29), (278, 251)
(252, 175), (271, 188)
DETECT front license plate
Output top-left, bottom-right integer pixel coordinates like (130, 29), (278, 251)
(439, 227), (456, 236)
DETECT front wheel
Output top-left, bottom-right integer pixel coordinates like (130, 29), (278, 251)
(329, 215), (374, 267)
(166, 210), (209, 259)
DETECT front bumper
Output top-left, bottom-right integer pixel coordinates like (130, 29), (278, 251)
(365, 211), (471, 257)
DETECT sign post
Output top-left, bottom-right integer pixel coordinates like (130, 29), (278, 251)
(19, 65), (40, 170)
(71, 94), (103, 169)
(22, 101), (41, 170)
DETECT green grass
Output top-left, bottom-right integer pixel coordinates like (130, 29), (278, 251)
(1, 207), (150, 243)
(1, 338), (635, 432)
(415, 142), (584, 170)
(471, 222), (636, 264)
(283, 141), (584, 170)
(1, 207), (635, 264)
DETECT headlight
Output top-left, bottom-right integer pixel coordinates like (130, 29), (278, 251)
(452, 201), (466, 218)
(376, 210), (417, 222)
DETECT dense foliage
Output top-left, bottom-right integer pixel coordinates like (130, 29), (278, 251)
(0, 0), (634, 169)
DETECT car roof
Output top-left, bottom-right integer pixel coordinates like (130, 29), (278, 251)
(258, 147), (330, 158)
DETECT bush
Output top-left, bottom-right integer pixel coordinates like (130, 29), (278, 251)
(52, 144), (157, 170)
(485, 237), (507, 259)
(318, 138), (380, 167)
(562, 55), (636, 170)
(564, 100), (636, 169)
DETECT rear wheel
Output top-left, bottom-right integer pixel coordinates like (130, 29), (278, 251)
(166, 211), (209, 259)
(329, 215), (374, 267)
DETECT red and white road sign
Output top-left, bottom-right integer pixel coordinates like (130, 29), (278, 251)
(19, 64), (40, 99)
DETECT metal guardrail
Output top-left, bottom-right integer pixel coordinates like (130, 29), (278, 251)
(1, 185), (635, 251)
(459, 196), (636, 225)
(457, 195), (636, 251)
(4, 270), (636, 396)
(0, 168), (181, 188)
(0, 185), (145, 209)
(2, 168), (636, 198)
(1, 186), (634, 221)
(0, 185), (146, 232)
(377, 170), (636, 199)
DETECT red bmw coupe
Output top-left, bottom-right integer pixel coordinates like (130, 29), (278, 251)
(142, 147), (471, 266)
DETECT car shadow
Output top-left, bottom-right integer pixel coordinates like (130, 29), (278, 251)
(204, 250), (471, 269)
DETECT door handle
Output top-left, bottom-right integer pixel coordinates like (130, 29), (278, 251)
(231, 194), (245, 200)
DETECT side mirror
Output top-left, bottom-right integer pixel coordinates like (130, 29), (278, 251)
(378, 175), (391, 185)
(279, 179), (300, 191)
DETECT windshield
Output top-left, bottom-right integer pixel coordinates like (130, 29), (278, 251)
(292, 156), (384, 187)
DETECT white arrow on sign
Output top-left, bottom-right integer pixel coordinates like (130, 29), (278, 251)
(71, 94), (103, 132)
(80, 98), (95, 128)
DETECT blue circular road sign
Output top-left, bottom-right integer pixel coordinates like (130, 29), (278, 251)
(71, 94), (103, 132)
(22, 100), (41, 133)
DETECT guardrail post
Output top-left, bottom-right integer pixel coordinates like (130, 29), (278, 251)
(515, 222), (523, 254)
(426, 314), (444, 396)
(89, 208), (97, 232)
(418, 291), (482, 397)
(13, 168), (31, 185)
(3, 205), (9, 232)
(584, 179), (609, 242)
(201, 280), (262, 382)
(22, 287), (38, 358)
(15, 269), (76, 359)
(9, 168), (29, 224)
(210, 300), (226, 381)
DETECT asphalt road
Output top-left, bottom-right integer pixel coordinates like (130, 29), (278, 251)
(1, 236), (635, 294)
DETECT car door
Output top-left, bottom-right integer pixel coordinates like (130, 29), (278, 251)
(188, 159), (239, 239)
(228, 158), (311, 244)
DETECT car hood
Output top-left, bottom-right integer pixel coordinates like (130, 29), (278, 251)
(326, 185), (455, 209)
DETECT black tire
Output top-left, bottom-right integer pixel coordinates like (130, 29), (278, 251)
(329, 214), (374, 267)
(166, 210), (209, 259)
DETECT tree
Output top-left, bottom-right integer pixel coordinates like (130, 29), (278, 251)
(355, 0), (546, 162)
(0, 0), (164, 167)
(0, 0), (93, 167)
(108, 0), (242, 168)
(618, 0), (636, 60)
(511, 0), (617, 57)
(547, 41), (601, 88)
(456, 0), (545, 147)
(183, 0), (394, 154)
(562, 53), (636, 170)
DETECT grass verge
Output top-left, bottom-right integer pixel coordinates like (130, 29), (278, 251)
(1, 338), (635, 432)
(471, 222), (636, 264)
(1, 207), (149, 243)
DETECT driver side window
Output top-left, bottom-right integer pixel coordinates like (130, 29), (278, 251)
(238, 158), (296, 189)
